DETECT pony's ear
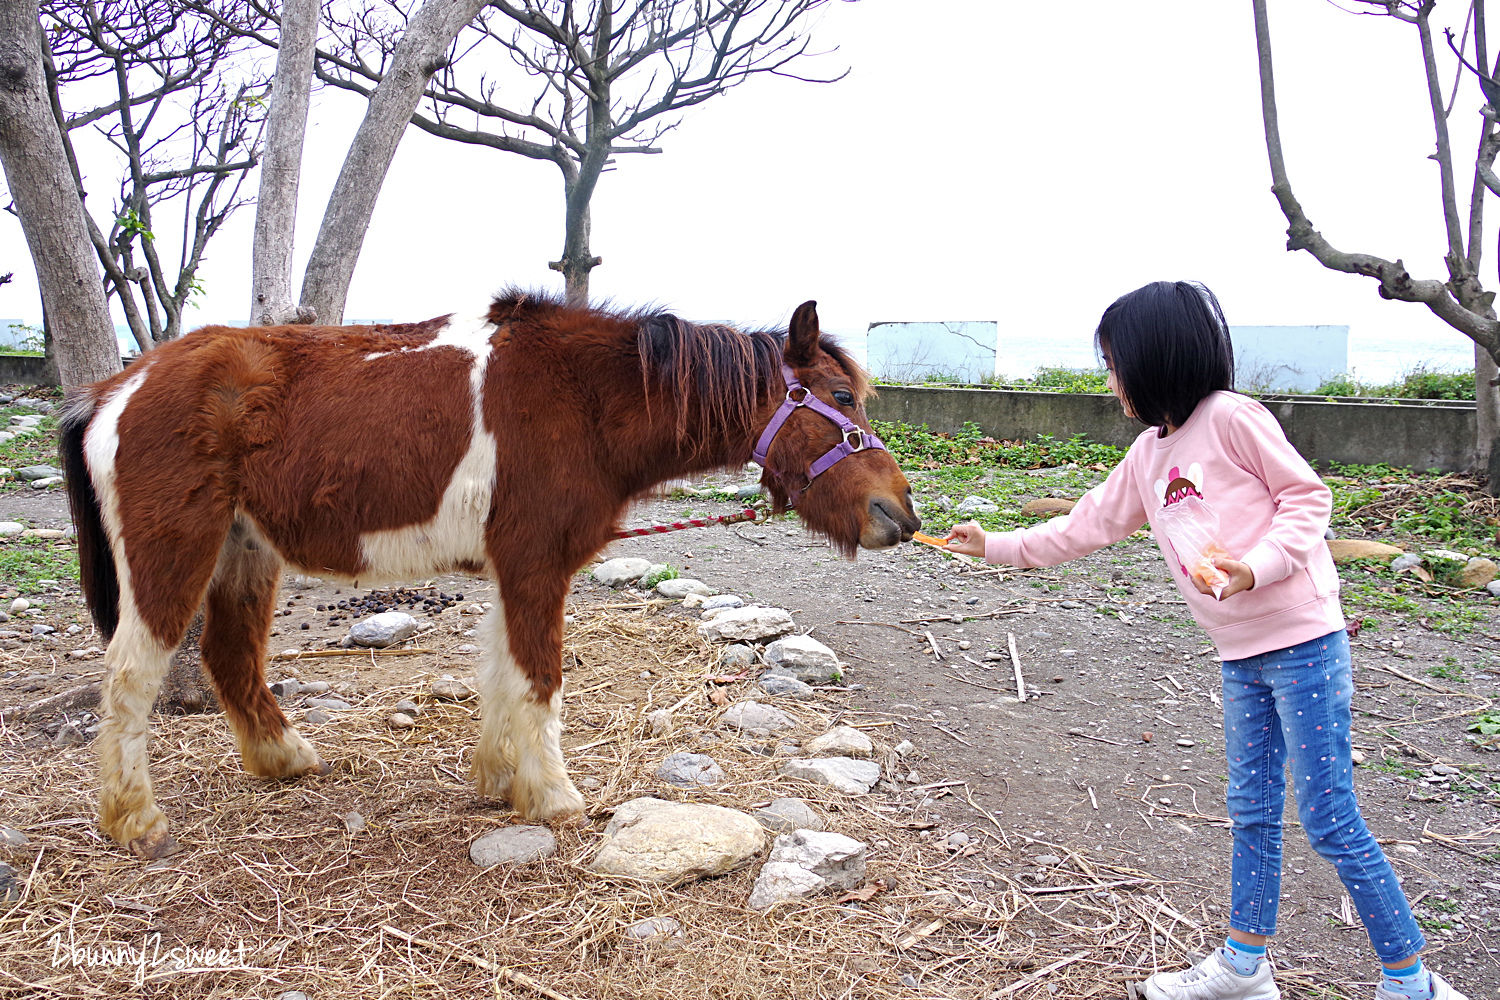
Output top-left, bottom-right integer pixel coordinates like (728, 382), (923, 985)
(785, 300), (819, 367)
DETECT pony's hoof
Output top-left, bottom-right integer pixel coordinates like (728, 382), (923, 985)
(517, 783), (586, 825)
(129, 828), (179, 860)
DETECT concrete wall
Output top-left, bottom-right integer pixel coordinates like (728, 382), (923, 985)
(867, 385), (1478, 473)
(0, 354), (53, 386)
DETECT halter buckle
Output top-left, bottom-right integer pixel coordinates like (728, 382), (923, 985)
(843, 428), (866, 451)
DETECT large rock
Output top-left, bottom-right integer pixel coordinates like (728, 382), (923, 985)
(748, 830), (867, 910)
(720, 700), (795, 732)
(757, 673), (815, 700)
(1326, 539), (1404, 564)
(656, 752), (724, 787)
(762, 634), (843, 684)
(754, 798), (824, 834)
(1020, 497), (1076, 517)
(778, 757), (881, 795)
(1457, 557), (1497, 589)
(697, 606), (795, 643)
(656, 578), (713, 599)
(470, 825), (558, 867)
(593, 558), (653, 587)
(805, 726), (873, 758)
(15, 465), (63, 482)
(588, 798), (765, 884)
(955, 495), (999, 515)
(347, 611), (419, 648)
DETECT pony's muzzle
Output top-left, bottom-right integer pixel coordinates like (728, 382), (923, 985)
(863, 494), (920, 549)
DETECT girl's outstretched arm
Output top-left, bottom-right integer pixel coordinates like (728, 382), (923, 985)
(984, 454), (1149, 568)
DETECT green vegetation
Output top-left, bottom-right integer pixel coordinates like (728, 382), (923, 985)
(0, 407), (61, 493)
(0, 535), (78, 590)
(1311, 365), (1474, 401)
(1468, 711), (1500, 739)
(639, 564), (680, 589)
(1002, 366), (1111, 394)
(1, 323), (44, 357)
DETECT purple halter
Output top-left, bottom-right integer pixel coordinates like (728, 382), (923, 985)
(752, 363), (887, 504)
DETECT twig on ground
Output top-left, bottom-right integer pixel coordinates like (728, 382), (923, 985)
(1007, 632), (1026, 703)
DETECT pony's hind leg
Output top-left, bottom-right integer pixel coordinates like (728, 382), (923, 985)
(201, 517), (326, 779)
(97, 611), (181, 859)
(470, 585), (584, 823)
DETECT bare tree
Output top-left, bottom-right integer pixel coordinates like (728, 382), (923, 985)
(0, 0), (120, 386)
(217, 0), (487, 325)
(1252, 0), (1500, 491)
(40, 0), (270, 352)
(314, 0), (849, 306)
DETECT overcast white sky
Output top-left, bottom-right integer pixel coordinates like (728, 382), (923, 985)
(0, 0), (1489, 378)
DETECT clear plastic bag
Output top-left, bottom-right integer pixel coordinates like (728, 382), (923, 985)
(1156, 495), (1230, 598)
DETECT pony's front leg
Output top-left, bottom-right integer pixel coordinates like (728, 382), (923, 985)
(471, 583), (583, 823)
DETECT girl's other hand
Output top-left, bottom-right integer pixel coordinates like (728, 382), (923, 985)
(944, 521), (987, 558)
(1192, 556), (1255, 600)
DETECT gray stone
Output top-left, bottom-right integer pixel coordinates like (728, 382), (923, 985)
(1488, 580), (1500, 598)
(748, 830), (867, 910)
(388, 712), (416, 730)
(622, 916), (685, 948)
(656, 578), (713, 599)
(305, 696), (352, 710)
(470, 825), (558, 867)
(893, 740), (916, 757)
(701, 594), (746, 612)
(30, 624), (54, 637)
(52, 721), (85, 746)
(763, 634), (843, 683)
(777, 757), (881, 795)
(805, 726), (873, 758)
(754, 798), (824, 834)
(28, 477), (63, 489)
(8, 598), (29, 615)
(588, 798), (764, 883)
(429, 675), (474, 701)
(269, 678), (301, 698)
(757, 673), (814, 699)
(734, 483), (763, 501)
(720, 700), (794, 732)
(15, 465), (63, 482)
(277, 993), (311, 1000)
(656, 752), (725, 787)
(394, 699), (420, 715)
(342, 811), (366, 834)
(1033, 854), (1062, 867)
(299, 680), (330, 695)
(0, 863), (20, 903)
(1391, 553), (1423, 573)
(347, 611), (419, 648)
(593, 557), (654, 587)
(717, 644), (757, 671)
(697, 606), (795, 643)
(0, 827), (28, 848)
(303, 709), (331, 724)
(0, 523), (22, 536)
(955, 495), (999, 515)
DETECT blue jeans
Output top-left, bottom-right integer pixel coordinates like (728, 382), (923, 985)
(1222, 629), (1425, 964)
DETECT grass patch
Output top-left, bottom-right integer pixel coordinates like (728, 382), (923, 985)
(0, 536), (79, 591)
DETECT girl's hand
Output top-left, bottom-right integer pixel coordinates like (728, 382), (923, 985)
(944, 521), (987, 558)
(1192, 556), (1255, 600)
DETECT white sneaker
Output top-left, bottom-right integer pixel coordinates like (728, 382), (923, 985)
(1143, 949), (1281, 1000)
(1373, 969), (1469, 1000)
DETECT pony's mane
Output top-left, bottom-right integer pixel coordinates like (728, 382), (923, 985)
(487, 289), (870, 453)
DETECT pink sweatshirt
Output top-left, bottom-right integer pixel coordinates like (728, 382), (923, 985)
(984, 391), (1344, 660)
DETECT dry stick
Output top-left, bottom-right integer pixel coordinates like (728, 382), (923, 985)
(1057, 729), (1128, 748)
(1006, 632), (1026, 702)
(380, 925), (579, 1000)
(1369, 661), (1490, 702)
(989, 952), (1089, 997)
(270, 648), (433, 660)
(925, 631), (944, 660)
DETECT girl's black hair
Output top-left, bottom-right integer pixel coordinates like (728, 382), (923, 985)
(1094, 280), (1235, 430)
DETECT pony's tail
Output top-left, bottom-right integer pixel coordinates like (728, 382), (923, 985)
(59, 391), (119, 640)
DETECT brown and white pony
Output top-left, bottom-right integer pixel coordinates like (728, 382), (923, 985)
(59, 292), (919, 858)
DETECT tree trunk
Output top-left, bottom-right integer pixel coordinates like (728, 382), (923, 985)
(298, 0), (487, 324)
(249, 0), (319, 327)
(1478, 343), (1500, 489)
(0, 2), (120, 387)
(553, 174), (602, 307)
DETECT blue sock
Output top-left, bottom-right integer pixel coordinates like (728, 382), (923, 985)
(1220, 938), (1266, 976)
(1381, 958), (1431, 999)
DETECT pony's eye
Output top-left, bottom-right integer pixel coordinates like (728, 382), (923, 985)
(833, 390), (855, 407)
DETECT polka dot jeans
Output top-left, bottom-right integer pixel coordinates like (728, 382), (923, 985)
(1221, 628), (1424, 964)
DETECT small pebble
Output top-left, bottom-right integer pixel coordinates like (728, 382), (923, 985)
(1141, 732), (1154, 743)
(389, 712), (416, 730)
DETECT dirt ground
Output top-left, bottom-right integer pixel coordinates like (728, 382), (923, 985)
(1, 464), (1498, 998)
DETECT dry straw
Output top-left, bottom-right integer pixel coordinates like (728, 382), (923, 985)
(0, 598), (1358, 999)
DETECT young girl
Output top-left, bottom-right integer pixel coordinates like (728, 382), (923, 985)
(945, 282), (1467, 1000)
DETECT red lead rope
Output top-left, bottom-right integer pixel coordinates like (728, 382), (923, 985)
(611, 507), (761, 539)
